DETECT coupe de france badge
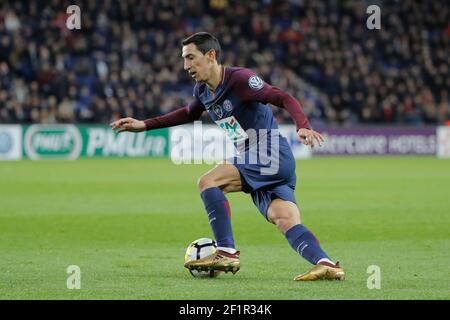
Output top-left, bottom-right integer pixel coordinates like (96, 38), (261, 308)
(248, 75), (264, 90)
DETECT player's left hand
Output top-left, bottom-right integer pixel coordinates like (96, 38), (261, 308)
(297, 128), (325, 148)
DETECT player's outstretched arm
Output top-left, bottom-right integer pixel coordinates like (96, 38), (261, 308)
(268, 89), (324, 148)
(297, 128), (324, 148)
(268, 89), (325, 147)
(110, 84), (205, 134)
(110, 117), (146, 133)
(110, 101), (205, 134)
(234, 69), (324, 148)
(272, 90), (325, 148)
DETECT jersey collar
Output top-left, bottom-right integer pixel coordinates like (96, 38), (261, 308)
(208, 66), (226, 94)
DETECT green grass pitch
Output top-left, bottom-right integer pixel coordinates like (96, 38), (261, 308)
(0, 157), (449, 299)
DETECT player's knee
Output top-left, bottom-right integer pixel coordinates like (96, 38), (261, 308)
(197, 175), (217, 192)
(268, 207), (300, 234)
(272, 216), (297, 234)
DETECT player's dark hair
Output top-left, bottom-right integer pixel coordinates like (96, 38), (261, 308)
(182, 32), (221, 62)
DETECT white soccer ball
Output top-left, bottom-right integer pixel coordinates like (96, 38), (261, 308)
(184, 238), (221, 278)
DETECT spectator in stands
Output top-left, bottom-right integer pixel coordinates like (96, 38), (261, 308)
(0, 0), (448, 126)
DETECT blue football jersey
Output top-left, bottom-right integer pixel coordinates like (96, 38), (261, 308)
(188, 67), (283, 152)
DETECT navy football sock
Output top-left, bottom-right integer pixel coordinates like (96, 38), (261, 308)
(200, 187), (235, 248)
(285, 224), (330, 265)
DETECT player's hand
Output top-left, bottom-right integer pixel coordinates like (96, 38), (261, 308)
(110, 117), (146, 133)
(297, 128), (324, 148)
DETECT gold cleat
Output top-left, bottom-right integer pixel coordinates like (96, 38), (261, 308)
(294, 261), (345, 281)
(184, 250), (240, 274)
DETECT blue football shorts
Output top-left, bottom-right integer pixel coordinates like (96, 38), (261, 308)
(229, 136), (297, 220)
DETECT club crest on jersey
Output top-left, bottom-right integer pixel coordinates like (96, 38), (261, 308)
(211, 104), (223, 119)
(248, 75), (264, 90)
(223, 99), (233, 112)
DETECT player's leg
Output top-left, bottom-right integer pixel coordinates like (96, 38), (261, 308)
(267, 198), (345, 281)
(197, 162), (241, 253)
(185, 162), (241, 273)
(197, 163), (241, 254)
(267, 198), (331, 264)
(197, 161), (243, 194)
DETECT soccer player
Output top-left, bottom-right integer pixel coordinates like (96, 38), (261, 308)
(110, 32), (345, 281)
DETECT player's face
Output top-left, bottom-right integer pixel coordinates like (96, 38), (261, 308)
(182, 43), (214, 82)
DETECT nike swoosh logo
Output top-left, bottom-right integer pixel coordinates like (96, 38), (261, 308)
(207, 210), (216, 217)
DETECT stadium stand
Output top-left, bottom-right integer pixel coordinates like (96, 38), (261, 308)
(0, 0), (448, 126)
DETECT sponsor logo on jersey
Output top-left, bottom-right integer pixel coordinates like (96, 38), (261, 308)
(215, 116), (248, 143)
(248, 75), (264, 90)
(223, 99), (233, 112)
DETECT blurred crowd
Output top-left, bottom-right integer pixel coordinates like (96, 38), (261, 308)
(0, 0), (449, 127)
